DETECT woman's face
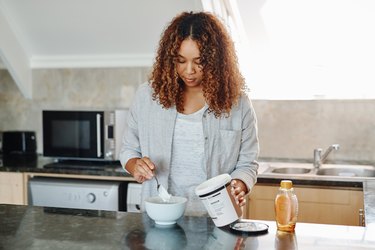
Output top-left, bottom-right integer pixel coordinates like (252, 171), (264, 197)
(176, 38), (203, 89)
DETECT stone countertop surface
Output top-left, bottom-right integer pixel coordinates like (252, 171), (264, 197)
(1, 205), (374, 250)
(0, 156), (132, 178)
(1, 157), (375, 225)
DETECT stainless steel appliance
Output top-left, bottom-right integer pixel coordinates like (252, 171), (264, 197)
(2, 131), (37, 167)
(28, 177), (142, 212)
(0, 132), (2, 167)
(0, 131), (3, 153)
(126, 182), (142, 212)
(42, 110), (128, 161)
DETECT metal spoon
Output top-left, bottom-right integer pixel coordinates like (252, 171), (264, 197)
(154, 174), (160, 191)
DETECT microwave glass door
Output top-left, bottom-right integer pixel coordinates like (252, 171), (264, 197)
(43, 111), (104, 159)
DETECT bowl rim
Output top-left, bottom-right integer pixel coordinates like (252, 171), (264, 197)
(145, 196), (187, 204)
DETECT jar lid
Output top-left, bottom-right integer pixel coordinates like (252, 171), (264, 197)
(195, 173), (231, 196)
(280, 180), (293, 189)
(229, 219), (269, 235)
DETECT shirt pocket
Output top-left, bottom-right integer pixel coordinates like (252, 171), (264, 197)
(216, 129), (241, 172)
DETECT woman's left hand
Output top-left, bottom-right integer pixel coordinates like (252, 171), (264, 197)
(230, 179), (248, 207)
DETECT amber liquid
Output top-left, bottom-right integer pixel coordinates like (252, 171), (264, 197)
(275, 188), (298, 232)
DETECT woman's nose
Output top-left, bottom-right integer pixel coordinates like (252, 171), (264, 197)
(186, 62), (196, 74)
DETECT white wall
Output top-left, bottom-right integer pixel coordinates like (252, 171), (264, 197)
(237, 0), (375, 100)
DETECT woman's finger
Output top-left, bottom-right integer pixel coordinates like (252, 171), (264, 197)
(236, 191), (247, 206)
(134, 158), (154, 180)
(142, 157), (155, 170)
(141, 157), (156, 176)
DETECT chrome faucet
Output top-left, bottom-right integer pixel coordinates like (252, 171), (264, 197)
(313, 144), (340, 168)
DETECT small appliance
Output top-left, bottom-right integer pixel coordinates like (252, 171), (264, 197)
(2, 131), (37, 167)
(42, 110), (128, 161)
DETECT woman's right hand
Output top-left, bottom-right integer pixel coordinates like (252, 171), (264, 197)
(126, 157), (156, 183)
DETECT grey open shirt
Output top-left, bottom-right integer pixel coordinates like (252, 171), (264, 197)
(120, 83), (259, 212)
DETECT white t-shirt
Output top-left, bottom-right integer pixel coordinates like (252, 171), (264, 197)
(169, 107), (207, 216)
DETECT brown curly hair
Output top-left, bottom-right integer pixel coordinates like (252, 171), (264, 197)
(149, 11), (246, 117)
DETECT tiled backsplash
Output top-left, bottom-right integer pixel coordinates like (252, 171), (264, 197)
(1, 68), (374, 164)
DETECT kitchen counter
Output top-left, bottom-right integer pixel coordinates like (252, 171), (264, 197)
(1, 204), (374, 250)
(0, 156), (132, 178)
(1, 157), (375, 225)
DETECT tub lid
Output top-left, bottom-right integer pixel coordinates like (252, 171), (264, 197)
(195, 173), (231, 196)
(229, 219), (269, 235)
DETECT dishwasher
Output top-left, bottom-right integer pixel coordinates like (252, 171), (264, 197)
(28, 177), (142, 212)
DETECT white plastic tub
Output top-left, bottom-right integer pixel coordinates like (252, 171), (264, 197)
(195, 174), (242, 227)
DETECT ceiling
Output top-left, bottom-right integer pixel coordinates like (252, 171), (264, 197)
(0, 0), (202, 98)
(0, 0), (202, 68)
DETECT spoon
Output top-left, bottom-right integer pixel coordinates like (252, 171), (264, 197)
(154, 174), (160, 191)
(153, 174), (172, 202)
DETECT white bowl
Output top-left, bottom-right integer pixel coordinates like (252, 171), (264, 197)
(145, 196), (187, 225)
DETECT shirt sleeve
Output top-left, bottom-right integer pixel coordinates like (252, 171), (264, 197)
(119, 84), (146, 171)
(230, 94), (260, 192)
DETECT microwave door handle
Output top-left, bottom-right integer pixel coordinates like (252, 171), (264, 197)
(96, 114), (102, 157)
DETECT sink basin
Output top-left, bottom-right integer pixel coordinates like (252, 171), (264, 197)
(316, 167), (375, 177)
(271, 167), (312, 174)
(261, 162), (375, 179)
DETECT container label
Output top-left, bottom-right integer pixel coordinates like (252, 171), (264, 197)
(199, 184), (241, 227)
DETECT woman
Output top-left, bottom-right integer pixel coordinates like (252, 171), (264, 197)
(120, 11), (259, 216)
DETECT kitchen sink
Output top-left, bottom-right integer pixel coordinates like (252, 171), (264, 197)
(271, 167), (312, 174)
(261, 162), (375, 179)
(316, 167), (375, 177)
(262, 162), (314, 176)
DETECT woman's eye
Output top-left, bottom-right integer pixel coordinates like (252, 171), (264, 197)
(194, 58), (202, 65)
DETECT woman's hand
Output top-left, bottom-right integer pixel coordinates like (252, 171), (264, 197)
(230, 179), (248, 207)
(126, 157), (156, 183)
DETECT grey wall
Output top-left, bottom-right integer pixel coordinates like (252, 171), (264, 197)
(255, 99), (375, 164)
(0, 68), (148, 155)
(1, 68), (374, 164)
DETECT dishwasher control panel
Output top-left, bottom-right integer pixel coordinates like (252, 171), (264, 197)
(29, 177), (122, 211)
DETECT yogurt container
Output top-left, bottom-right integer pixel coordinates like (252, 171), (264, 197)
(195, 174), (242, 227)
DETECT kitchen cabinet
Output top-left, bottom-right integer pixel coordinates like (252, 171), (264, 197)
(0, 172), (26, 205)
(244, 184), (364, 226)
(0, 170), (134, 206)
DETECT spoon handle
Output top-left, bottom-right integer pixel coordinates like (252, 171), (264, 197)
(154, 175), (160, 190)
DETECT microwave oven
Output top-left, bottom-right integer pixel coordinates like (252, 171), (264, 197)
(42, 110), (128, 161)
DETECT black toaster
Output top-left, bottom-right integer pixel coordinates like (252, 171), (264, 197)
(2, 131), (37, 167)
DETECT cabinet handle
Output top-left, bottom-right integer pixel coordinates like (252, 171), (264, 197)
(359, 208), (365, 226)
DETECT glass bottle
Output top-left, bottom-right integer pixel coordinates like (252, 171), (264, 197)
(274, 180), (298, 232)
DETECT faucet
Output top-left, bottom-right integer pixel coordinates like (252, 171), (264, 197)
(313, 144), (340, 168)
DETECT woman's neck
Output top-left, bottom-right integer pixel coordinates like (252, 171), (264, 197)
(182, 87), (205, 115)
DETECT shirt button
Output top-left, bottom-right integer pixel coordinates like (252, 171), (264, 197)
(205, 137), (208, 140)
(203, 114), (206, 118)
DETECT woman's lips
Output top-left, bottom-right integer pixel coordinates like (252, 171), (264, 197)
(184, 77), (195, 83)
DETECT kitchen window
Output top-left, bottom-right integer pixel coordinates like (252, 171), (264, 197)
(203, 0), (375, 100)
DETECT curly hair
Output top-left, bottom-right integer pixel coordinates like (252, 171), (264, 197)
(149, 11), (246, 117)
